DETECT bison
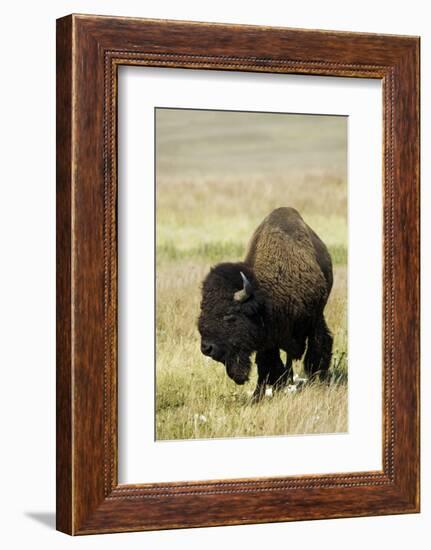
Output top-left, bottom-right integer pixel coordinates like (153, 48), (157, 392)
(198, 207), (333, 400)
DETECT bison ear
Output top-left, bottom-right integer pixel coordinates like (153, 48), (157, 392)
(234, 271), (253, 302)
(241, 288), (266, 318)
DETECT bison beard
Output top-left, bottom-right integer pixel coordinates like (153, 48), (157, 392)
(225, 351), (252, 385)
(198, 207), (334, 400)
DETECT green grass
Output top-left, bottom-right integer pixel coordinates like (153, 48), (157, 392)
(157, 240), (347, 266)
(156, 241), (245, 264)
(155, 337), (348, 441)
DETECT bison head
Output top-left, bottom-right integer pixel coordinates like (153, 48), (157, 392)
(198, 263), (267, 385)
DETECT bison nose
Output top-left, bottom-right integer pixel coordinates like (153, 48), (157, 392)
(201, 341), (214, 357)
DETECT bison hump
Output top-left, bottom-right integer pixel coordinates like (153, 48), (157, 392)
(244, 207), (332, 313)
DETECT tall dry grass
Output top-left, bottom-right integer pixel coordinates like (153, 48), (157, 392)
(155, 108), (348, 440)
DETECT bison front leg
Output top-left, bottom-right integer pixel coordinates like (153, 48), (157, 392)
(304, 316), (333, 381)
(253, 348), (289, 402)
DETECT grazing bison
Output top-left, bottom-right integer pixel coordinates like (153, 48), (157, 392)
(198, 207), (333, 400)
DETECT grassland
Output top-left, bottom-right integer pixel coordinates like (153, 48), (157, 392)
(155, 109), (348, 440)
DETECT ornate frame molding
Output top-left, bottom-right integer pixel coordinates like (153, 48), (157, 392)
(57, 15), (419, 534)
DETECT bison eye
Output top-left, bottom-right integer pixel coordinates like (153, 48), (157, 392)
(223, 314), (237, 324)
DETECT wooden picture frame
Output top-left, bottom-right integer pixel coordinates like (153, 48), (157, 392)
(56, 14), (420, 535)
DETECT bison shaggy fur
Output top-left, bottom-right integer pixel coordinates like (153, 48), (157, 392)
(198, 207), (333, 400)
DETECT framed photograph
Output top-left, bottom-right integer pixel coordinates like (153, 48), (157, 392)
(56, 14), (420, 535)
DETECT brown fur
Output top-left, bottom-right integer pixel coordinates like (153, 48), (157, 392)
(246, 208), (331, 342)
(198, 207), (333, 399)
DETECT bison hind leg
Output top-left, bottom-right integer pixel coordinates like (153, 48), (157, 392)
(303, 316), (333, 382)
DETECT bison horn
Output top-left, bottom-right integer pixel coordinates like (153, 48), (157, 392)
(234, 271), (252, 302)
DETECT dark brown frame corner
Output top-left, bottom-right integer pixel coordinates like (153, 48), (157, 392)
(56, 14), (420, 535)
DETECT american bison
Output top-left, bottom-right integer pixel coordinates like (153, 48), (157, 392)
(198, 207), (333, 400)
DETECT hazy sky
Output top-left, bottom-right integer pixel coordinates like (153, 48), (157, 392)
(156, 108), (347, 181)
